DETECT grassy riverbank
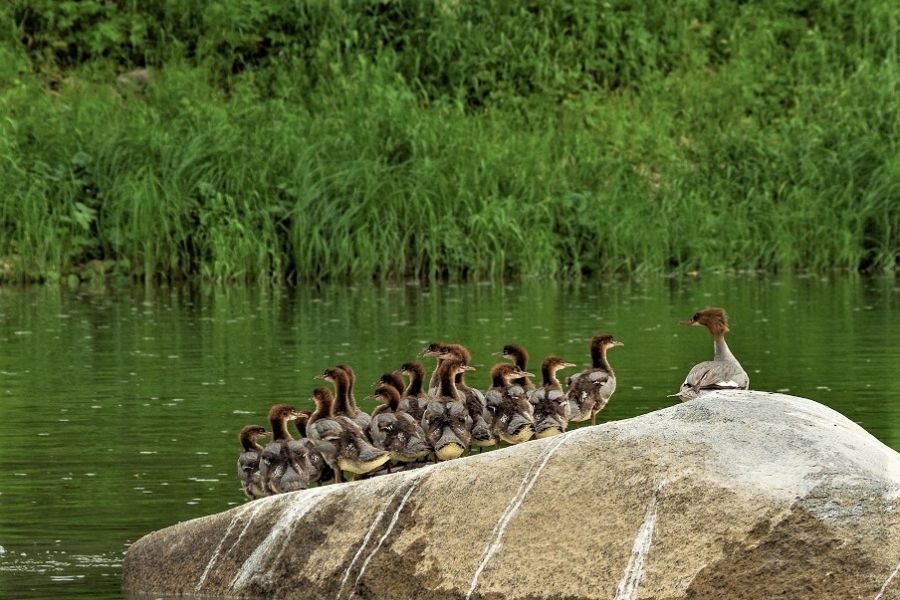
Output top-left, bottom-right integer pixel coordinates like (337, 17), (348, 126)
(1, 2), (897, 282)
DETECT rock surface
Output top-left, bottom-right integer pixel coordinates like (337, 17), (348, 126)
(122, 391), (900, 600)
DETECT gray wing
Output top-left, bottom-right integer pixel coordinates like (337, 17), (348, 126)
(368, 414), (391, 450)
(485, 389), (504, 408)
(309, 418), (345, 443)
(353, 411), (372, 430)
(587, 369), (612, 386)
(529, 388), (546, 405)
(238, 451), (260, 492)
(681, 361), (749, 393)
(597, 373), (617, 401)
(396, 412), (426, 438)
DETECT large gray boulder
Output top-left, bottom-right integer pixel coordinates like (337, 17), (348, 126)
(122, 391), (900, 599)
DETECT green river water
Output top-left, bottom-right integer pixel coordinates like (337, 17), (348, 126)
(0, 276), (898, 599)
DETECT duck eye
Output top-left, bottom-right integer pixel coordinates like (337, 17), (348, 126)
(692, 313), (700, 321)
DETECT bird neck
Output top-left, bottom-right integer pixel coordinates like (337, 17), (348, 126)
(713, 334), (738, 364)
(295, 414), (308, 438)
(541, 365), (561, 390)
(591, 345), (611, 371)
(429, 358), (443, 392)
(491, 371), (508, 388)
(387, 394), (400, 412)
(269, 416), (294, 442)
(512, 350), (528, 371)
(510, 350), (529, 387)
(456, 371), (468, 388)
(240, 432), (263, 452)
(333, 373), (356, 416)
(310, 400), (333, 425)
(439, 369), (460, 399)
(405, 368), (424, 396)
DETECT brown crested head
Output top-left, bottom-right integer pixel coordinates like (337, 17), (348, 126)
(540, 355), (576, 371)
(590, 333), (624, 349)
(373, 384), (401, 410)
(335, 364), (355, 381)
(421, 341), (449, 358)
(311, 387), (335, 408)
(490, 363), (532, 383)
(442, 343), (471, 365)
(268, 403), (302, 421)
(316, 366), (349, 385)
(399, 361), (425, 377)
(376, 371), (405, 394)
(239, 424), (270, 450)
(681, 307), (729, 334)
(440, 358), (475, 377)
(498, 344), (528, 363)
(239, 424), (269, 440)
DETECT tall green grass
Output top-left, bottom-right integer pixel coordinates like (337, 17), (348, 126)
(0, 1), (897, 283)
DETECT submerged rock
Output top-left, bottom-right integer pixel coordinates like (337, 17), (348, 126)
(123, 391), (900, 600)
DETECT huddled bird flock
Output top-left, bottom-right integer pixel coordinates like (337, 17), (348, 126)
(238, 307), (749, 500)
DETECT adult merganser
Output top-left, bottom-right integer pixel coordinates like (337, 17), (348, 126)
(672, 307), (749, 401)
(566, 333), (623, 425)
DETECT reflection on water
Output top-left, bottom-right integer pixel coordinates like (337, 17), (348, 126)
(0, 276), (898, 598)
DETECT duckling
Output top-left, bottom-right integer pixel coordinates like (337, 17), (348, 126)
(672, 307), (749, 401)
(307, 387), (391, 482)
(317, 366), (371, 431)
(375, 370), (405, 396)
(566, 333), (623, 425)
(259, 404), (308, 494)
(423, 341), (473, 390)
(437, 348), (495, 450)
(422, 359), (474, 461)
(422, 341), (451, 395)
(290, 412), (334, 486)
(237, 425), (271, 500)
(336, 364), (372, 429)
(529, 356), (576, 438)
(398, 360), (429, 422)
(495, 344), (535, 391)
(485, 363), (535, 444)
(368, 385), (430, 462)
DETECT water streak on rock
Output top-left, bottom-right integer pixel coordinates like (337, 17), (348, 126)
(195, 502), (253, 591)
(230, 488), (330, 592)
(874, 561), (900, 600)
(613, 480), (666, 600)
(351, 474), (424, 595)
(336, 485), (406, 599)
(465, 434), (570, 600)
